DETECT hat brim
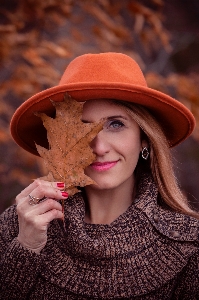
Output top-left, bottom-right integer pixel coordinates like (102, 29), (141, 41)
(10, 82), (196, 156)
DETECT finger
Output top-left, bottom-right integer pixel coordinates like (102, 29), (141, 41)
(19, 179), (65, 198)
(21, 191), (67, 213)
(36, 208), (64, 226)
(17, 198), (63, 222)
(30, 198), (63, 215)
(21, 209), (64, 236)
(16, 180), (66, 204)
(28, 189), (68, 205)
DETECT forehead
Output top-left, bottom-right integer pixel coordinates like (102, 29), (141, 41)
(82, 99), (129, 121)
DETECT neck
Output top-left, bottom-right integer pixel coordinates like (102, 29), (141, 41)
(84, 176), (135, 225)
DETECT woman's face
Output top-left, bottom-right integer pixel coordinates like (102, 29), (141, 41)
(82, 99), (143, 191)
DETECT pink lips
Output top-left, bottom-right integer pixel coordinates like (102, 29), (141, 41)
(90, 161), (118, 171)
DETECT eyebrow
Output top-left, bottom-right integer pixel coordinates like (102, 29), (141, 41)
(82, 115), (128, 123)
(107, 115), (128, 120)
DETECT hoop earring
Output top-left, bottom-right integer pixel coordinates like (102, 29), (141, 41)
(141, 147), (149, 160)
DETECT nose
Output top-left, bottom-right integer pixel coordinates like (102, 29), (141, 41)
(90, 131), (110, 156)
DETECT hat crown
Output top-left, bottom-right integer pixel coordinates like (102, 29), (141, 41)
(59, 53), (147, 87)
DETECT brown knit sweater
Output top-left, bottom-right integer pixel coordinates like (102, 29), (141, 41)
(0, 175), (199, 299)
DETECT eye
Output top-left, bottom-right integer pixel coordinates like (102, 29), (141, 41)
(105, 119), (125, 131)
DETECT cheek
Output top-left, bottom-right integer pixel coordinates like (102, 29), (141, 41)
(125, 144), (141, 161)
(119, 133), (142, 158)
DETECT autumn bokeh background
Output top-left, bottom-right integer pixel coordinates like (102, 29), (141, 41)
(0, 0), (199, 213)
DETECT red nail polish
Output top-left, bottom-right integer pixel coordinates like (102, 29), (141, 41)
(57, 182), (65, 188)
(61, 191), (68, 198)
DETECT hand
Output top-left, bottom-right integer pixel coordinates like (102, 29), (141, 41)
(16, 179), (68, 254)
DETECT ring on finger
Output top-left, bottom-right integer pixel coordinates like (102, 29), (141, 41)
(28, 194), (47, 205)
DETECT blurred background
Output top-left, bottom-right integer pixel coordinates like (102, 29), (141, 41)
(0, 0), (199, 214)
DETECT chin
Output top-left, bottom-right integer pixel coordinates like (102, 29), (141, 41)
(86, 180), (115, 191)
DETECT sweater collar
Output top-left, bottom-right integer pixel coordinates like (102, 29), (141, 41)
(41, 173), (199, 298)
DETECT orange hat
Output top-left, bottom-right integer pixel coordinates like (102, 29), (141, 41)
(10, 52), (196, 156)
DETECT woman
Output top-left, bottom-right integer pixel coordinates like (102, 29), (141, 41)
(0, 53), (198, 299)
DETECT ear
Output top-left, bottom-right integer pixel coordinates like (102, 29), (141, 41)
(141, 139), (149, 150)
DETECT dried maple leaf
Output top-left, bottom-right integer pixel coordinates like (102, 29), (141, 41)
(35, 93), (104, 196)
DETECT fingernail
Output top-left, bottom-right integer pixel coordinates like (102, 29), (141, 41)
(57, 182), (65, 188)
(61, 191), (68, 198)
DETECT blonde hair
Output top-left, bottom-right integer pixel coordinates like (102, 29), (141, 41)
(115, 100), (199, 219)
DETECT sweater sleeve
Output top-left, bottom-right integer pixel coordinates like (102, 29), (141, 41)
(0, 205), (44, 300)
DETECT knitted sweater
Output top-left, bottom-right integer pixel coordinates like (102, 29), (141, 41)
(0, 175), (199, 299)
